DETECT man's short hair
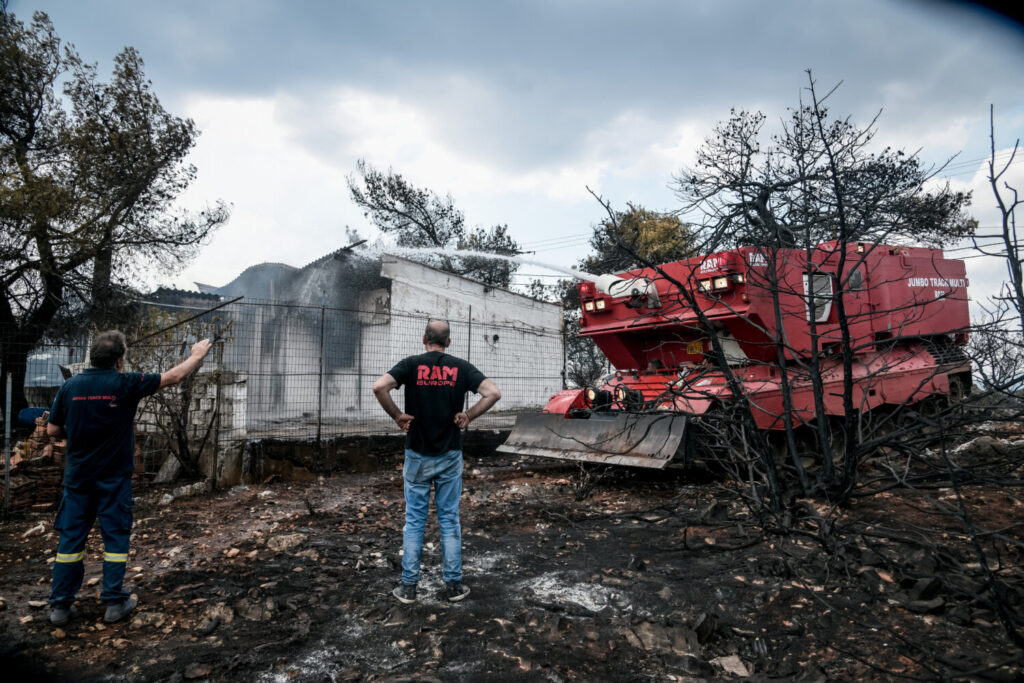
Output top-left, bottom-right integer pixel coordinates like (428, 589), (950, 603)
(424, 320), (450, 346)
(90, 330), (127, 369)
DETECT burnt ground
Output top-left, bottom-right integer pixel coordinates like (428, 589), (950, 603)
(1, 442), (1023, 682)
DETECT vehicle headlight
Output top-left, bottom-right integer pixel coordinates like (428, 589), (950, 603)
(595, 299), (606, 310)
(583, 301), (594, 311)
(698, 279), (711, 292)
(712, 276), (729, 290)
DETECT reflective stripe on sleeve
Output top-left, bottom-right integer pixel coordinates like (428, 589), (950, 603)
(103, 552), (128, 563)
(55, 552), (84, 563)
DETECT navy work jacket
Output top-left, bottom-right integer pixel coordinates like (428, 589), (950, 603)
(49, 368), (161, 485)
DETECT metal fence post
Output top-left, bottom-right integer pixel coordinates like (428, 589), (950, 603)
(562, 320), (568, 390)
(316, 305), (325, 453)
(465, 306), (472, 435)
(356, 317), (363, 412)
(4, 374), (11, 516)
(213, 338), (223, 490)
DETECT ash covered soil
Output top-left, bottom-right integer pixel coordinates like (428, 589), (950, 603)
(1, 446), (1022, 682)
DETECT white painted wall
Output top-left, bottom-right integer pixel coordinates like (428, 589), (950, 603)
(375, 255), (564, 415)
(232, 254), (565, 434)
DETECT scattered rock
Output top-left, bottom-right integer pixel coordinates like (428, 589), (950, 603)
(197, 618), (220, 637)
(172, 480), (212, 499)
(677, 654), (715, 677)
(204, 602), (234, 625)
(633, 622), (671, 652)
(22, 522), (46, 538)
(234, 596), (276, 622)
(130, 612), (167, 629)
(267, 533), (305, 552)
(27, 599), (48, 609)
(112, 638), (130, 649)
(196, 603), (233, 634)
(53, 628), (66, 639)
(153, 452), (183, 483)
(159, 494), (175, 506)
(905, 596), (945, 614)
(713, 654), (751, 677)
(86, 577), (100, 587)
(622, 627), (643, 650)
(693, 612), (718, 643)
(19, 615), (33, 625)
(225, 548), (240, 558)
(184, 663), (212, 679)
(383, 608), (411, 627)
(668, 626), (700, 656)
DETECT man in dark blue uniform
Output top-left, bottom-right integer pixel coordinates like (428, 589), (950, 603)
(373, 320), (501, 603)
(46, 330), (212, 626)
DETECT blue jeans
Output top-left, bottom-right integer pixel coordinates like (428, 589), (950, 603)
(50, 475), (133, 606)
(401, 449), (463, 585)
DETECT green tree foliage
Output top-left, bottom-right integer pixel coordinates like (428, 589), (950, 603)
(580, 203), (696, 274)
(67, 47), (230, 324)
(0, 7), (227, 413)
(561, 204), (697, 388)
(347, 159), (519, 288)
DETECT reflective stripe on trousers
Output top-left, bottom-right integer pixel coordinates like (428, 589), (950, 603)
(49, 475), (133, 607)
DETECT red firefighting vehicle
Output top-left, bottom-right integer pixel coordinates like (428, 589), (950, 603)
(500, 242), (970, 468)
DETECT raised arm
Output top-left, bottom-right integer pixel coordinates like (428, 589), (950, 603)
(160, 339), (213, 389)
(455, 379), (501, 428)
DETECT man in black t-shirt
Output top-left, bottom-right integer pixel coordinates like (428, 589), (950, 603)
(373, 319), (501, 603)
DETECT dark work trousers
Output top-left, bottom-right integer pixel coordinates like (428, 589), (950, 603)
(49, 475), (133, 607)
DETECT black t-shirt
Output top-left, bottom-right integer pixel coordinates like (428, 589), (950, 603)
(49, 368), (162, 485)
(388, 351), (486, 455)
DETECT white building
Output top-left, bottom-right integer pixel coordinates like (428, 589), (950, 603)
(200, 251), (564, 436)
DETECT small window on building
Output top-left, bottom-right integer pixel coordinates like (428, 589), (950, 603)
(802, 272), (834, 323)
(848, 268), (863, 291)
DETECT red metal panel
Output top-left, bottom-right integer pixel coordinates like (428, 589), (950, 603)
(542, 389), (586, 415)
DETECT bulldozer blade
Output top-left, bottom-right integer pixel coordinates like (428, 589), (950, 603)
(497, 412), (687, 469)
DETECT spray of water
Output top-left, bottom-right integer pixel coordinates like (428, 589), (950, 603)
(371, 245), (599, 281)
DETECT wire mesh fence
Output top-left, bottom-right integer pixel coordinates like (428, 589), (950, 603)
(2, 298), (566, 486)
(219, 298), (565, 437)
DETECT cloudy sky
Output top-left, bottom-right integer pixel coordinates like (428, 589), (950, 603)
(9, 0), (1024, 303)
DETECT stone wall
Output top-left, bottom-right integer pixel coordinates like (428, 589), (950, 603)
(137, 369), (248, 488)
